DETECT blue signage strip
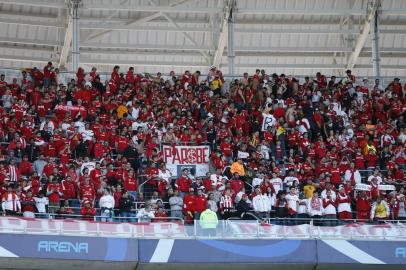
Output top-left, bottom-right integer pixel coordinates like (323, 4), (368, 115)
(0, 233), (405, 265)
(0, 234), (138, 262)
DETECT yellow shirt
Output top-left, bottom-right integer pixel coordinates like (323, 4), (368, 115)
(303, 185), (316, 199)
(230, 162), (245, 176)
(117, 105), (128, 119)
(212, 79), (222, 90)
(375, 202), (387, 218)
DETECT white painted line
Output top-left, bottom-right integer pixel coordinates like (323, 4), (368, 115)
(322, 240), (385, 264)
(0, 246), (18, 258)
(149, 239), (175, 263)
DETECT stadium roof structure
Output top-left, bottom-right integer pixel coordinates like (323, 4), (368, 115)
(0, 0), (406, 77)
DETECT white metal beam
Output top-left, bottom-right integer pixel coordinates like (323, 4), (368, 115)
(0, 37), (59, 46)
(83, 0), (189, 42)
(80, 42), (214, 51)
(81, 4), (221, 13)
(58, 16), (73, 69)
(3, 17), (406, 36)
(0, 0), (64, 8)
(346, 3), (377, 69)
(79, 58), (208, 68)
(0, 54), (58, 63)
(148, 0), (211, 63)
(2, 17), (406, 35)
(238, 8), (406, 16)
(212, 0), (234, 67)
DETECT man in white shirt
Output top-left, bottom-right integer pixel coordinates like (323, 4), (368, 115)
(1, 185), (21, 216)
(99, 189), (115, 222)
(252, 173), (264, 188)
(210, 170), (227, 188)
(270, 172), (283, 195)
(158, 164), (172, 185)
(252, 188), (271, 219)
(367, 169), (383, 184)
(285, 188), (299, 224)
(34, 191), (49, 218)
(307, 191), (323, 225)
(136, 203), (155, 222)
(284, 170), (299, 189)
(344, 162), (362, 185)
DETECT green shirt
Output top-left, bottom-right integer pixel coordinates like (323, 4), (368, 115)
(199, 209), (218, 229)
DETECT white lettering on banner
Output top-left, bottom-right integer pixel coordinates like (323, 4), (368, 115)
(355, 184), (371, 191)
(163, 145), (210, 177)
(261, 114), (276, 131)
(227, 223), (406, 239)
(0, 217), (187, 238)
(378, 185), (396, 191)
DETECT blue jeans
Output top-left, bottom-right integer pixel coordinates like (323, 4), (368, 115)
(129, 191), (137, 201)
(43, 77), (50, 88)
(120, 211), (136, 222)
(100, 208), (114, 222)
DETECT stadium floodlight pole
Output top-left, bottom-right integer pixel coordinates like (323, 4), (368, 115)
(371, 0), (382, 82)
(227, 0), (236, 77)
(70, 0), (81, 72)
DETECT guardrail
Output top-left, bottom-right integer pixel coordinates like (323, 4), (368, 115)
(1, 66), (404, 85)
(0, 216), (405, 240)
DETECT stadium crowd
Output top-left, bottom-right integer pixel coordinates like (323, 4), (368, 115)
(0, 62), (406, 225)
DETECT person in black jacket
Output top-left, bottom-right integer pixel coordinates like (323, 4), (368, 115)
(119, 190), (135, 222)
(236, 194), (258, 220)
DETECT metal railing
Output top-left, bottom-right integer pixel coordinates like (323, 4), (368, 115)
(0, 216), (405, 240)
(1, 66), (405, 85)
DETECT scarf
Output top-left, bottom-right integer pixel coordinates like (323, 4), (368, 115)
(311, 197), (321, 210)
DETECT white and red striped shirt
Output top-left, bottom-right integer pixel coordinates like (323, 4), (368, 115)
(1, 192), (21, 212)
(220, 195), (234, 210)
(7, 165), (19, 182)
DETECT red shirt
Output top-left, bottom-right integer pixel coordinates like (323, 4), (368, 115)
(124, 176), (138, 192)
(194, 195), (207, 213)
(230, 179), (244, 194)
(329, 167), (342, 185)
(61, 179), (77, 200)
(47, 183), (62, 203)
(21, 197), (36, 212)
(176, 176), (192, 193)
(183, 194), (196, 213)
(80, 206), (96, 220)
(219, 142), (233, 157)
(80, 184), (95, 201)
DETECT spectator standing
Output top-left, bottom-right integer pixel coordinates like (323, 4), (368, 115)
(34, 191), (49, 218)
(307, 191), (323, 225)
(136, 203), (155, 222)
(183, 188), (196, 223)
(285, 188), (299, 224)
(99, 189), (115, 222)
(80, 200), (96, 221)
(169, 189), (184, 221)
(175, 168), (192, 198)
(119, 190), (135, 222)
(336, 186), (352, 220)
(1, 184), (21, 216)
(356, 191), (371, 221)
(370, 196), (390, 222)
(194, 187), (208, 219)
(252, 187), (271, 219)
(21, 189), (36, 218)
(199, 203), (218, 237)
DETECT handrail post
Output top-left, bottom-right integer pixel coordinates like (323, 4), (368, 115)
(194, 219), (197, 238)
(256, 219), (260, 238)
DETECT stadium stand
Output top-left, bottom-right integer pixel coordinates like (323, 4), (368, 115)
(0, 64), (405, 226)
